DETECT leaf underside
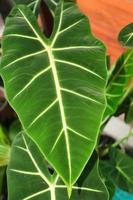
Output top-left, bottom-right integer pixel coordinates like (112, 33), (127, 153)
(7, 133), (109, 200)
(1, 2), (107, 187)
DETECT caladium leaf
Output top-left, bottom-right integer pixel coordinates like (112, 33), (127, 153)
(7, 133), (109, 200)
(103, 50), (133, 121)
(1, 2), (107, 188)
(100, 148), (133, 193)
(118, 23), (133, 48)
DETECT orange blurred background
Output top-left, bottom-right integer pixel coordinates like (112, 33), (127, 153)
(77, 0), (133, 63)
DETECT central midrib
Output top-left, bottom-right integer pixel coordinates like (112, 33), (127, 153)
(18, 6), (71, 186)
(47, 47), (71, 185)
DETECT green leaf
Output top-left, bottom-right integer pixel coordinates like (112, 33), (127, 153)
(103, 50), (133, 121)
(118, 23), (133, 48)
(99, 163), (116, 200)
(7, 133), (109, 200)
(100, 148), (133, 193)
(1, 2), (107, 188)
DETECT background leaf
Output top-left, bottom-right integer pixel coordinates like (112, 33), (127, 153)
(7, 133), (109, 200)
(103, 50), (133, 121)
(118, 23), (133, 48)
(1, 2), (107, 188)
(100, 148), (133, 193)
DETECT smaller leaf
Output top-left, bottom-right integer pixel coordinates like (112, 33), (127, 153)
(7, 133), (109, 200)
(118, 23), (133, 48)
(100, 148), (133, 193)
(103, 50), (133, 121)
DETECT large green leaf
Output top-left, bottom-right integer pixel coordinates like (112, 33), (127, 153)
(100, 148), (133, 193)
(118, 23), (133, 48)
(103, 50), (133, 121)
(7, 133), (109, 200)
(1, 2), (107, 188)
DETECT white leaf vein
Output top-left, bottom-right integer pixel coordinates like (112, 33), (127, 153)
(12, 66), (51, 101)
(23, 188), (50, 200)
(28, 99), (58, 128)
(52, 46), (101, 51)
(58, 19), (84, 35)
(3, 49), (46, 70)
(55, 59), (103, 80)
(61, 87), (102, 105)
(10, 169), (39, 175)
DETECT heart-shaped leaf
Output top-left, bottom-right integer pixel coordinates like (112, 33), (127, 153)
(7, 133), (109, 200)
(1, 2), (107, 188)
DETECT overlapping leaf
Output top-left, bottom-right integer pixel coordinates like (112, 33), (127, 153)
(7, 133), (109, 200)
(1, 2), (107, 188)
(100, 148), (133, 193)
(118, 23), (133, 48)
(103, 23), (133, 122)
(103, 50), (133, 121)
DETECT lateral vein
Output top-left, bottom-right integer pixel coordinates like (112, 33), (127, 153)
(12, 66), (51, 101)
(3, 50), (46, 69)
(55, 59), (103, 80)
(28, 99), (58, 128)
(61, 87), (102, 105)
